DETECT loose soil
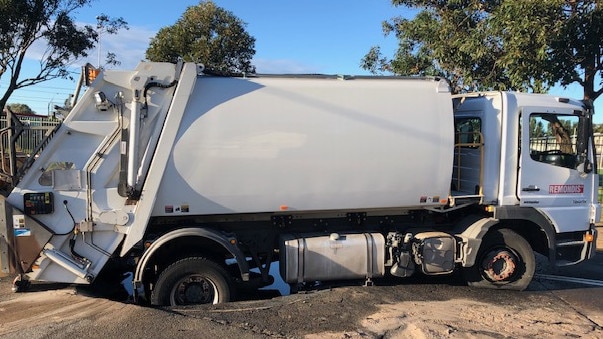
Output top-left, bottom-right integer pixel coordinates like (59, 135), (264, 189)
(4, 273), (601, 339)
(1, 231), (602, 338)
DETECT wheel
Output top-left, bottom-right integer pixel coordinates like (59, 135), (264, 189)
(463, 228), (535, 291)
(150, 257), (233, 306)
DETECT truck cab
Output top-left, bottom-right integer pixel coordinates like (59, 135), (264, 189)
(454, 92), (599, 266)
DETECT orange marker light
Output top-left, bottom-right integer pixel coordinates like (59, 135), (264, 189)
(84, 63), (101, 86)
(280, 205), (288, 211)
(584, 233), (595, 242)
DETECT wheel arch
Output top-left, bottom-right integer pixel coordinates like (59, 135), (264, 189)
(494, 206), (556, 260)
(458, 216), (499, 267)
(458, 208), (555, 267)
(133, 227), (250, 300)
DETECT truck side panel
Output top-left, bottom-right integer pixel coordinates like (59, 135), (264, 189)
(153, 76), (454, 216)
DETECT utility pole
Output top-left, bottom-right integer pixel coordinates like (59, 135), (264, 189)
(96, 16), (102, 68)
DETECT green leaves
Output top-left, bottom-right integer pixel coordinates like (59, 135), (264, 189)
(365, 0), (602, 100)
(145, 1), (256, 75)
(6, 103), (35, 115)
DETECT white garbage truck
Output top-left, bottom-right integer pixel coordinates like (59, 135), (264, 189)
(0, 62), (599, 305)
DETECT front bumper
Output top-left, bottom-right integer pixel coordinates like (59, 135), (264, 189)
(554, 225), (598, 266)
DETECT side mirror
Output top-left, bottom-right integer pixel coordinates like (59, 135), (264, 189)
(576, 156), (593, 175)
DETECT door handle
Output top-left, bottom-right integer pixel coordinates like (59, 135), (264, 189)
(522, 185), (540, 192)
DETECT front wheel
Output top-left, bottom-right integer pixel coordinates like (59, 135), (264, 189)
(151, 257), (233, 306)
(463, 228), (535, 291)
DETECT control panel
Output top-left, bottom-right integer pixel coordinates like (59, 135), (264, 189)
(23, 192), (54, 215)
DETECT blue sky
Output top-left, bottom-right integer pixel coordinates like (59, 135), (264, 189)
(4, 0), (404, 115)
(2, 0), (600, 122)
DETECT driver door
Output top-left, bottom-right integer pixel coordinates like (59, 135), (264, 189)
(518, 108), (595, 232)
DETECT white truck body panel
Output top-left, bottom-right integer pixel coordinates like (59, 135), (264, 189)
(153, 75), (453, 216)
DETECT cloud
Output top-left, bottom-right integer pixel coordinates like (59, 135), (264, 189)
(21, 22), (321, 76)
(22, 23), (156, 71)
(81, 25), (156, 70)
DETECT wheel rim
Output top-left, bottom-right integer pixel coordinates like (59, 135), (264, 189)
(481, 248), (520, 282)
(170, 274), (219, 305)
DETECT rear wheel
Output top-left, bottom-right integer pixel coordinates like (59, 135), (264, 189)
(151, 257), (232, 306)
(463, 228), (535, 291)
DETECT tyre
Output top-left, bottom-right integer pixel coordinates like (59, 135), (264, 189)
(463, 228), (535, 291)
(151, 257), (233, 306)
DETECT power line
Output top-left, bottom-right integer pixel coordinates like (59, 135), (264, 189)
(7, 86), (75, 94)
(7, 90), (73, 96)
(0, 83), (78, 91)
(7, 97), (66, 103)
(6, 87), (76, 92)
(8, 92), (72, 98)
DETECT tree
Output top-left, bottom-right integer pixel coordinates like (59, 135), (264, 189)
(550, 1), (603, 103)
(5, 103), (35, 115)
(362, 0), (602, 102)
(146, 1), (256, 74)
(94, 14), (129, 68)
(0, 0), (127, 113)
